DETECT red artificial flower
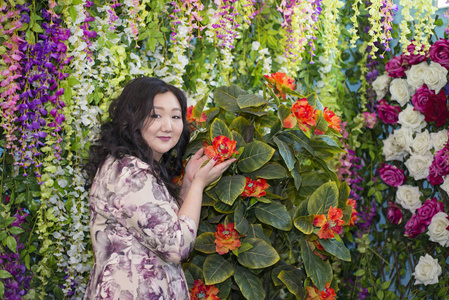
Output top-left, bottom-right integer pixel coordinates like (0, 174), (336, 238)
(214, 223), (243, 255)
(313, 206), (345, 239)
(172, 160), (187, 186)
(306, 282), (336, 300)
(190, 279), (220, 300)
(311, 240), (327, 260)
(241, 177), (269, 198)
(204, 135), (238, 164)
(346, 198), (358, 226)
(187, 105), (207, 131)
(323, 107), (341, 132)
(291, 98), (317, 132)
(264, 72), (295, 100)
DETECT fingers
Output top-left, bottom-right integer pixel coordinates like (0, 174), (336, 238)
(192, 148), (204, 159)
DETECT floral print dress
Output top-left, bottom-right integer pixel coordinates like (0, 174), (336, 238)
(84, 156), (197, 300)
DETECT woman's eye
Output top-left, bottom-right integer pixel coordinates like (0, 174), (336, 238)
(173, 115), (181, 119)
(150, 114), (161, 118)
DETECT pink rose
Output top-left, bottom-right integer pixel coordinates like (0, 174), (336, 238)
(377, 99), (401, 124)
(363, 112), (377, 129)
(402, 43), (428, 66)
(427, 164), (444, 186)
(422, 90), (449, 127)
(385, 55), (408, 78)
(379, 164), (406, 187)
(387, 202), (403, 224)
(404, 214), (426, 238)
(416, 198), (444, 226)
(411, 85), (433, 114)
(429, 39), (449, 69)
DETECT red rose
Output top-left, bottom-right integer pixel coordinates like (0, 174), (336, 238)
(411, 85), (433, 114)
(429, 39), (449, 69)
(385, 55), (408, 78)
(377, 99), (401, 124)
(422, 90), (449, 126)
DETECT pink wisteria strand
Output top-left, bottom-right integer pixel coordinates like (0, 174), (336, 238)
(80, 0), (97, 61)
(211, 0), (240, 49)
(16, 8), (71, 175)
(180, 0), (206, 40)
(379, 0), (397, 53)
(0, 5), (24, 150)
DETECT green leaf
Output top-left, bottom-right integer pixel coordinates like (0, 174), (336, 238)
(183, 262), (204, 285)
(342, 205), (353, 224)
(214, 85), (247, 112)
(273, 136), (295, 171)
(307, 181), (339, 215)
(272, 264), (296, 286)
(435, 18), (444, 26)
(210, 118), (233, 141)
(313, 157), (338, 182)
(229, 116), (250, 132)
(254, 202), (292, 231)
(0, 282), (4, 300)
(314, 111), (328, 133)
(238, 237), (280, 269)
(215, 175), (246, 205)
(249, 163), (286, 179)
(213, 200), (238, 214)
(203, 254), (234, 285)
(338, 181), (350, 207)
(319, 239), (351, 261)
(285, 130), (315, 156)
(233, 266), (266, 300)
(279, 269), (305, 299)
(193, 93), (209, 119)
(194, 232), (216, 254)
(237, 94), (267, 108)
(292, 167), (302, 190)
(6, 236), (17, 253)
(238, 242), (253, 253)
(68, 6), (77, 21)
(246, 224), (271, 244)
(216, 278), (232, 300)
(9, 226), (25, 235)
(237, 141), (275, 173)
(0, 270), (12, 279)
(354, 269), (365, 276)
(234, 202), (249, 235)
(299, 237), (333, 291)
(299, 172), (329, 197)
(294, 215), (314, 234)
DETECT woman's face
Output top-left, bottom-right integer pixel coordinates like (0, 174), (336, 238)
(141, 92), (184, 161)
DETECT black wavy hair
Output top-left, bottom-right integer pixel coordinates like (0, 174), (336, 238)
(84, 77), (190, 200)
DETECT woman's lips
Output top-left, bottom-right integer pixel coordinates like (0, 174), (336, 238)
(157, 136), (171, 141)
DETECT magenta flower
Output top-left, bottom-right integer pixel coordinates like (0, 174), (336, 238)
(379, 164), (406, 187)
(385, 55), (408, 78)
(429, 38), (449, 68)
(362, 112), (377, 129)
(377, 99), (401, 125)
(404, 214), (427, 238)
(387, 202), (403, 224)
(416, 198), (444, 226)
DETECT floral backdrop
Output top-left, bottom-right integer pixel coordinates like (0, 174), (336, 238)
(0, 0), (448, 299)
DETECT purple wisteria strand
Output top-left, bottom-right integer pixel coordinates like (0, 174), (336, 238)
(0, 5), (24, 151)
(0, 211), (31, 299)
(210, 0), (240, 49)
(107, 0), (121, 30)
(16, 8), (72, 176)
(80, 0), (97, 61)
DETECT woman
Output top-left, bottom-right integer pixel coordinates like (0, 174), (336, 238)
(83, 77), (235, 299)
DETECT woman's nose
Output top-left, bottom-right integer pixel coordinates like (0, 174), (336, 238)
(161, 117), (173, 131)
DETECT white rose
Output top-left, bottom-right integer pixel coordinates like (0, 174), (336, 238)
(413, 254), (442, 285)
(423, 62), (448, 94)
(411, 129), (432, 155)
(397, 104), (426, 132)
(405, 61), (428, 89)
(383, 134), (408, 161)
(372, 73), (390, 100)
(392, 127), (413, 154)
(395, 185), (423, 213)
(431, 129), (448, 152)
(427, 212), (449, 247)
(441, 175), (449, 195)
(404, 154), (433, 180)
(390, 78), (413, 106)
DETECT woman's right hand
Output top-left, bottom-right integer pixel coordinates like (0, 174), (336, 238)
(192, 156), (236, 189)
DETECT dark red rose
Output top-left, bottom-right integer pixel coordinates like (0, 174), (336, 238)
(387, 202), (403, 224)
(416, 198), (444, 226)
(422, 90), (449, 126)
(385, 55), (409, 78)
(379, 164), (406, 187)
(377, 99), (401, 125)
(429, 39), (449, 69)
(411, 85), (433, 114)
(404, 214), (426, 238)
(402, 43), (428, 66)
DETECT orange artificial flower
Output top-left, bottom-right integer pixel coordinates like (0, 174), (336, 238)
(241, 177), (269, 198)
(283, 113), (297, 129)
(311, 240), (327, 260)
(190, 279), (220, 300)
(323, 107), (341, 132)
(264, 72), (295, 100)
(187, 105), (207, 131)
(346, 198), (358, 226)
(306, 282), (336, 300)
(291, 98), (317, 132)
(313, 206), (344, 239)
(214, 223), (243, 255)
(204, 135), (238, 164)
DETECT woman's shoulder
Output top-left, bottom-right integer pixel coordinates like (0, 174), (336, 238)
(99, 155), (153, 179)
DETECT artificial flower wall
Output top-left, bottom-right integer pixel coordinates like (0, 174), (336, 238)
(0, 0), (448, 299)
